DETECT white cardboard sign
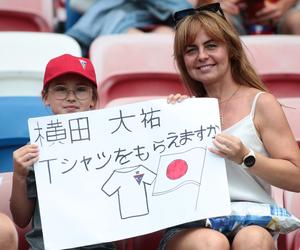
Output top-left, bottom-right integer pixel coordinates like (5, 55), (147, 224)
(28, 98), (230, 250)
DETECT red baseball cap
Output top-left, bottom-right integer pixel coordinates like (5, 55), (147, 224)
(43, 54), (97, 90)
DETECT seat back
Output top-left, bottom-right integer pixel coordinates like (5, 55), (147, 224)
(242, 35), (300, 98)
(242, 35), (300, 77)
(90, 33), (178, 80)
(0, 97), (51, 173)
(283, 191), (300, 250)
(0, 0), (54, 32)
(99, 72), (187, 108)
(89, 34), (189, 108)
(0, 32), (82, 97)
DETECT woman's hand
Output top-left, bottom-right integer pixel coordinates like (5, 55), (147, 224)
(13, 144), (39, 178)
(167, 93), (190, 104)
(219, 0), (246, 16)
(209, 133), (249, 164)
(254, 1), (292, 25)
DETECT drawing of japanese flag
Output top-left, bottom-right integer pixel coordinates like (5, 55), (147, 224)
(152, 147), (207, 196)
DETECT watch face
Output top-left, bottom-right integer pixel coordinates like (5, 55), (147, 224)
(244, 155), (256, 167)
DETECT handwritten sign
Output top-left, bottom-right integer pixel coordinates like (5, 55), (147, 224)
(28, 98), (230, 250)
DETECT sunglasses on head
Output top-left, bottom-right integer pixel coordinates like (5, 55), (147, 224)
(173, 2), (226, 26)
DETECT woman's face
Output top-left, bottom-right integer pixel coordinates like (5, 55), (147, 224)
(43, 74), (96, 115)
(183, 28), (231, 86)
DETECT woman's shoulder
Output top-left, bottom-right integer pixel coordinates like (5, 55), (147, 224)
(242, 87), (280, 115)
(254, 91), (279, 108)
(252, 90), (284, 122)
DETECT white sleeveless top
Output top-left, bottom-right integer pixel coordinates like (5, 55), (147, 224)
(223, 92), (275, 204)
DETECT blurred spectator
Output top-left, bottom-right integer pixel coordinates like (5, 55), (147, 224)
(195, 0), (300, 35)
(65, 0), (193, 56)
(197, 0), (300, 35)
(0, 213), (18, 250)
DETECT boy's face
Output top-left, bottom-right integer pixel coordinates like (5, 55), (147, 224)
(44, 74), (96, 115)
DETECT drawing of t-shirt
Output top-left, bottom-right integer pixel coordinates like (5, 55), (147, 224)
(153, 147), (207, 195)
(102, 165), (156, 219)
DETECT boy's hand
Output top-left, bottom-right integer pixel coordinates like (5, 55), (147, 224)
(13, 144), (39, 177)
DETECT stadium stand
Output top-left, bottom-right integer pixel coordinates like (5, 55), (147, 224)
(0, 0), (54, 32)
(0, 16), (299, 248)
(89, 33), (189, 108)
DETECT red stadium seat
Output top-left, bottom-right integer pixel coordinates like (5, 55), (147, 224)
(282, 191), (300, 250)
(242, 35), (300, 98)
(99, 72), (187, 108)
(241, 35), (300, 77)
(285, 195), (300, 250)
(90, 34), (178, 80)
(89, 34), (189, 108)
(0, 0), (54, 32)
(292, 229), (300, 250)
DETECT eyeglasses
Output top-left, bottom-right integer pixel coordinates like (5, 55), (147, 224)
(49, 85), (93, 100)
(173, 3), (226, 26)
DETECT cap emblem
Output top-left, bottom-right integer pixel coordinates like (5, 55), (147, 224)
(79, 59), (87, 69)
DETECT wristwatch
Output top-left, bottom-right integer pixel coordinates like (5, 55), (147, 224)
(241, 149), (256, 169)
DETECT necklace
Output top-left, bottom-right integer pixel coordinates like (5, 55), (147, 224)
(219, 85), (241, 127)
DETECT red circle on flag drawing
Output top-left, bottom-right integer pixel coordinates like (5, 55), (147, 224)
(166, 159), (188, 180)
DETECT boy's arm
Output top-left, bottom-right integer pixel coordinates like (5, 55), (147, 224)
(10, 144), (39, 228)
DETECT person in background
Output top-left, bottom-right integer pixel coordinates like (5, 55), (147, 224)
(10, 54), (115, 250)
(0, 213), (18, 250)
(65, 0), (193, 56)
(197, 0), (300, 35)
(159, 2), (300, 249)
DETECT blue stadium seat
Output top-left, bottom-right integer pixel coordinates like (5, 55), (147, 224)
(0, 96), (51, 172)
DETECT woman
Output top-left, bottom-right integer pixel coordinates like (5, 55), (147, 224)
(160, 3), (300, 249)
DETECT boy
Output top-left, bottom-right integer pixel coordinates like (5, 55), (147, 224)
(10, 54), (115, 250)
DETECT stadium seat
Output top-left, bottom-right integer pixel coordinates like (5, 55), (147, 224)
(89, 33), (188, 108)
(0, 32), (82, 96)
(0, 97), (51, 173)
(90, 33), (178, 80)
(98, 72), (187, 108)
(292, 229), (300, 250)
(282, 191), (300, 250)
(0, 0), (54, 32)
(0, 172), (31, 250)
(241, 35), (300, 77)
(105, 95), (165, 108)
(241, 35), (300, 98)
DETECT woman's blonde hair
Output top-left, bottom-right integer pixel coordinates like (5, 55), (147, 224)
(174, 11), (268, 97)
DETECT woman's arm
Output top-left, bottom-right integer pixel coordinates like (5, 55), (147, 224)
(211, 93), (300, 191)
(251, 92), (300, 191)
